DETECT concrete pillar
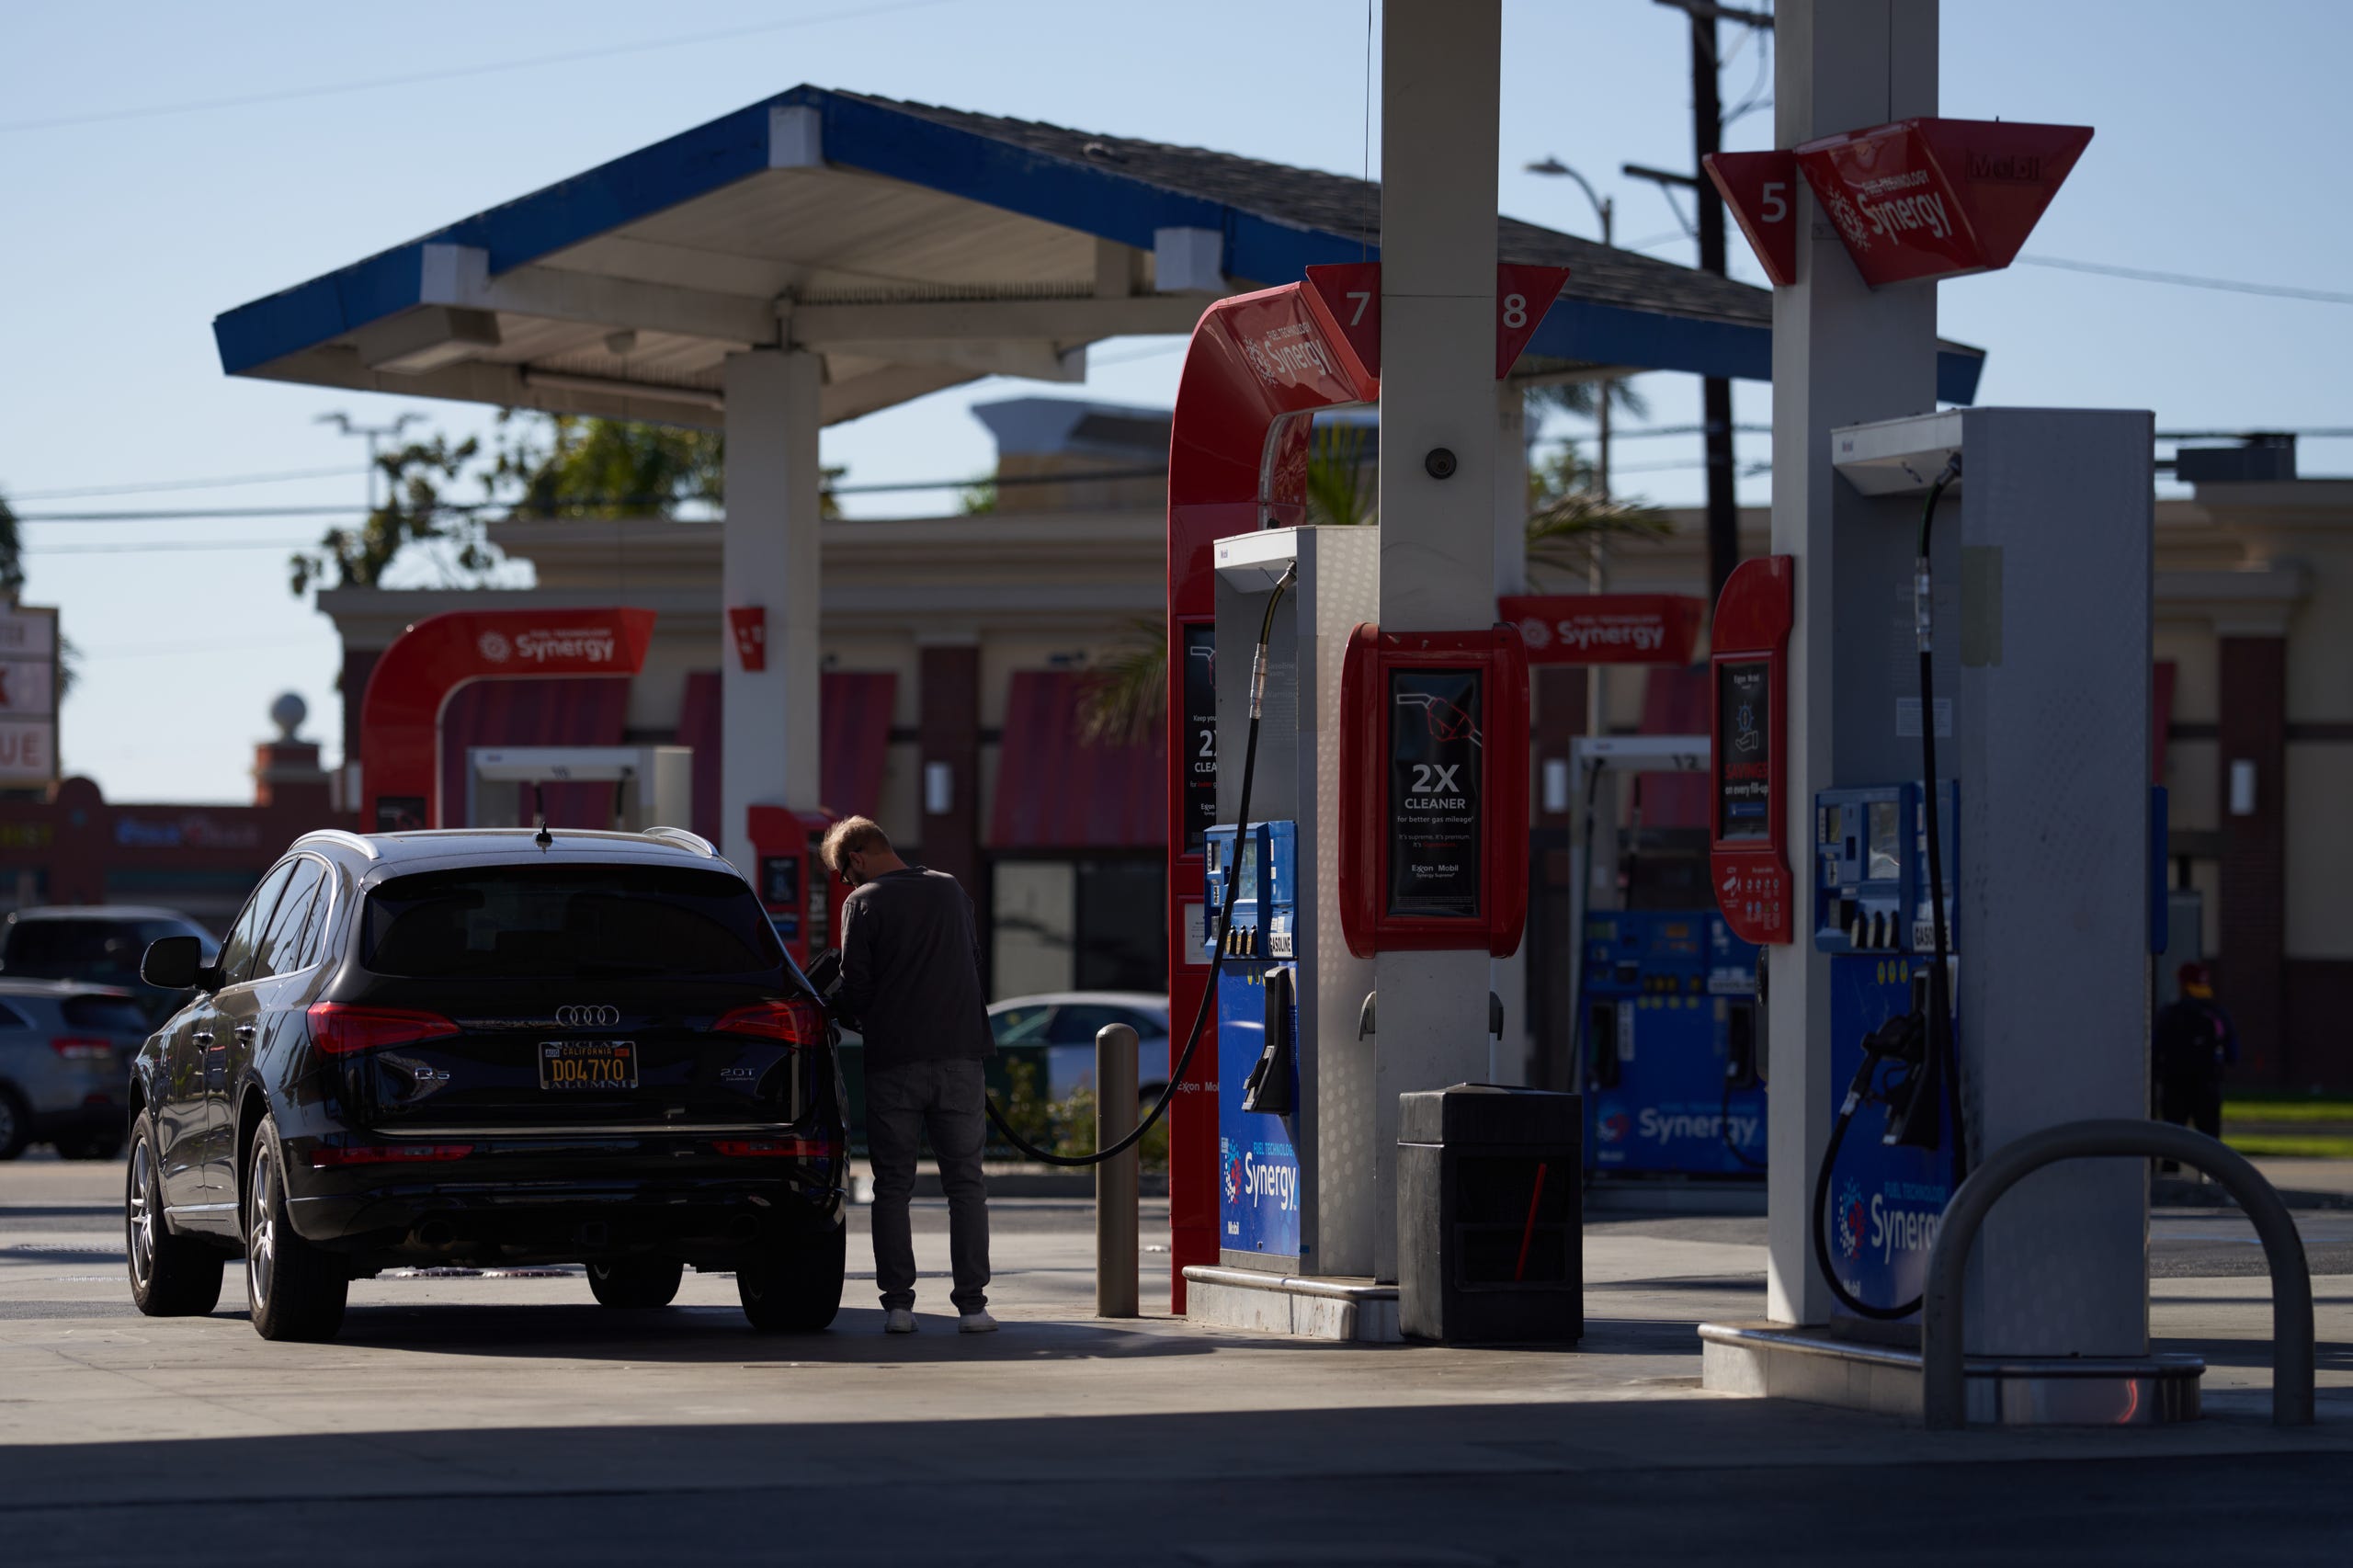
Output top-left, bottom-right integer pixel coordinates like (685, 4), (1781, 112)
(1371, 0), (1503, 1280)
(720, 349), (824, 876)
(1764, 0), (1939, 1326)
(918, 637), (983, 896)
(1491, 381), (1531, 1082)
(2217, 634), (2287, 1082)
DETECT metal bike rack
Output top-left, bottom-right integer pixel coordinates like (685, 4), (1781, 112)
(1922, 1119), (2315, 1430)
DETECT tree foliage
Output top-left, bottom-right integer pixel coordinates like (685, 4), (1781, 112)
(0, 490), (21, 603)
(287, 411), (841, 597)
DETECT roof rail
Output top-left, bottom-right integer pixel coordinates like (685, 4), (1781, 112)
(642, 826), (718, 858)
(295, 828), (381, 861)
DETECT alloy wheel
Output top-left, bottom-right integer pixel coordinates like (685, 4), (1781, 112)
(246, 1146), (276, 1310)
(127, 1139), (157, 1292)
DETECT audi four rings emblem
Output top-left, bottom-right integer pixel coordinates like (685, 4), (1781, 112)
(555, 1005), (620, 1028)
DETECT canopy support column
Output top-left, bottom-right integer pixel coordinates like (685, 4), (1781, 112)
(1370, 0), (1504, 1283)
(721, 347), (824, 876)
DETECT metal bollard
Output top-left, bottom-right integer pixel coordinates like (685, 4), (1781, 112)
(1095, 1022), (1141, 1317)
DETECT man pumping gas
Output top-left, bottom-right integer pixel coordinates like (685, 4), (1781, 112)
(822, 815), (997, 1335)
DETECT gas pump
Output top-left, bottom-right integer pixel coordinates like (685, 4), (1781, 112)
(1205, 526), (1379, 1274)
(745, 803), (845, 971)
(1719, 406), (2160, 1339)
(1569, 737), (1767, 1178)
(463, 745), (691, 833)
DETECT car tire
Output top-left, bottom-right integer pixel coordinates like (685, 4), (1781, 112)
(587, 1258), (684, 1309)
(126, 1116), (224, 1318)
(54, 1131), (125, 1161)
(244, 1122), (348, 1342)
(737, 1220), (846, 1333)
(0, 1086), (30, 1162)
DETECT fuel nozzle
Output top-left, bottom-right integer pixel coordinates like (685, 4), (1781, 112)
(1877, 967), (1945, 1152)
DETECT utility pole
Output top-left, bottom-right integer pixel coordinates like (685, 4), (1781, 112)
(1685, 5), (1741, 609)
(316, 411), (423, 512)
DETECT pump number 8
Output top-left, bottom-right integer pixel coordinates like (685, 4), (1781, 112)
(1501, 292), (1527, 329)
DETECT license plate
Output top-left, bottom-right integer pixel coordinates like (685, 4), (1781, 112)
(539, 1040), (638, 1091)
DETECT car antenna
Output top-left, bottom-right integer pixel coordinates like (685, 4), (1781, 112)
(533, 784), (553, 850)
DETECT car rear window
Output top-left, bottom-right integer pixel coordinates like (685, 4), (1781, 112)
(364, 864), (784, 979)
(61, 994), (152, 1033)
(1, 920), (189, 984)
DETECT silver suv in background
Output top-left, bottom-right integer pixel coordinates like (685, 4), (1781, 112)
(0, 906), (220, 1028)
(0, 981), (153, 1159)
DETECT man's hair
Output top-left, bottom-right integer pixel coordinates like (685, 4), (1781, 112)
(822, 815), (891, 874)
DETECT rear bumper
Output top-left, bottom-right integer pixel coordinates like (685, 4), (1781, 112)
(282, 1132), (846, 1267)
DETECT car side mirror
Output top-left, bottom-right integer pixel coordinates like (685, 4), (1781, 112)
(142, 935), (214, 993)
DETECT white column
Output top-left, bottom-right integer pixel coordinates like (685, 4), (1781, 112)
(1764, 0), (1939, 1325)
(1491, 381), (1531, 1082)
(720, 348), (824, 876)
(1370, 0), (1503, 1280)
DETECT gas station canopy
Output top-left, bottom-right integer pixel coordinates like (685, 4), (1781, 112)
(214, 85), (1986, 424)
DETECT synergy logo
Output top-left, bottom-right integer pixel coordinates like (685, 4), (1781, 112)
(1638, 1108), (1761, 1150)
(1233, 1147), (1299, 1211)
(477, 630), (511, 663)
(1221, 1137), (1239, 1206)
(1595, 1100), (1631, 1146)
(1835, 1177), (1869, 1261)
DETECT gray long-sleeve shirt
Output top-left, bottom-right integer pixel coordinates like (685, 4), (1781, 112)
(835, 866), (995, 1074)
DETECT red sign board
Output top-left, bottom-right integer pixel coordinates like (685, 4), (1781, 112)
(1496, 594), (1704, 666)
(728, 605), (767, 672)
(1702, 151), (1801, 287)
(1708, 557), (1795, 946)
(1300, 263), (1574, 381)
(1794, 118), (2092, 289)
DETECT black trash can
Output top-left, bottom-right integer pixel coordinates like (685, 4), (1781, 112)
(1397, 1084), (1582, 1344)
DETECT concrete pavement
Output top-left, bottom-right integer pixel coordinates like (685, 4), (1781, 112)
(2, 1153), (2347, 1566)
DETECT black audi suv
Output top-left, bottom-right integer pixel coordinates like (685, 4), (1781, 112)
(124, 825), (848, 1342)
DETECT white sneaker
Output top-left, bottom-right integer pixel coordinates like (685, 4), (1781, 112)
(883, 1308), (916, 1334)
(958, 1310), (999, 1335)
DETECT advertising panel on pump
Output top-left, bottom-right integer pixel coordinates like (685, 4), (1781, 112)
(1386, 668), (1483, 920)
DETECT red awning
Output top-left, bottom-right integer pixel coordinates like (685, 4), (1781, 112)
(681, 669), (898, 842)
(1636, 665), (1712, 830)
(991, 670), (1166, 849)
(439, 676), (631, 828)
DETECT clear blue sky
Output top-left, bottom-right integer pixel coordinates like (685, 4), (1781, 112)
(5, 0), (2347, 802)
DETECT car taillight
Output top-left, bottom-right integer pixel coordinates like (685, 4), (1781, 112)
(310, 1142), (474, 1169)
(713, 998), (824, 1047)
(710, 1133), (839, 1159)
(50, 1037), (115, 1061)
(306, 1003), (460, 1056)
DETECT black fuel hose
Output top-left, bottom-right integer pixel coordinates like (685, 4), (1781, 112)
(977, 562), (1296, 1167)
(1810, 459), (1966, 1319)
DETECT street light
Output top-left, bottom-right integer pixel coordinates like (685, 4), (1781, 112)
(316, 411), (424, 512)
(1525, 157), (1618, 740)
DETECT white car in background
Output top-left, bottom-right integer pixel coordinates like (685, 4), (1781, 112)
(988, 992), (1171, 1106)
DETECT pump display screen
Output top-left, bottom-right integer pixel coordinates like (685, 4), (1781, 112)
(1183, 623), (1218, 855)
(1386, 668), (1483, 919)
(1866, 801), (1902, 882)
(1716, 660), (1771, 840)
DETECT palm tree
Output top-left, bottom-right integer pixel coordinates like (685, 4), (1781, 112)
(1076, 418), (1665, 744)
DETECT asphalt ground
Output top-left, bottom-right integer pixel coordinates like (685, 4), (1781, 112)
(3, 1152), (2348, 1566)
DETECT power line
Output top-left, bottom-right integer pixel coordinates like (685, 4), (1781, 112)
(2015, 255), (2353, 307)
(0, 0), (961, 135)
(26, 539), (323, 556)
(5, 464), (360, 501)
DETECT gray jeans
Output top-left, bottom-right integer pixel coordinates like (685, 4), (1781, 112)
(865, 1059), (991, 1314)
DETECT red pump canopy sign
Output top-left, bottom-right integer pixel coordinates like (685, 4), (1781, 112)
(1707, 118), (2092, 290)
